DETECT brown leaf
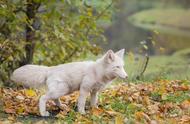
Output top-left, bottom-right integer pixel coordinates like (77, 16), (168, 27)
(180, 115), (190, 124)
(150, 120), (158, 124)
(172, 84), (189, 91)
(135, 111), (151, 122)
(7, 116), (15, 121)
(35, 120), (48, 124)
(180, 100), (190, 110)
(105, 110), (118, 116)
(142, 96), (151, 105)
(4, 108), (16, 114)
(148, 104), (160, 115)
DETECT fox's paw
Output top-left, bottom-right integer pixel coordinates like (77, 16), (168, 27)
(91, 104), (98, 108)
(78, 110), (86, 115)
(41, 111), (50, 117)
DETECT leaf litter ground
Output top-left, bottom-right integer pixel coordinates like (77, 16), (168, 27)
(0, 80), (190, 123)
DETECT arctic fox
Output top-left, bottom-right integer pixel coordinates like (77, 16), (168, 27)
(11, 49), (128, 116)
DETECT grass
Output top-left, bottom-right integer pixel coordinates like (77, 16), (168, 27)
(125, 53), (190, 81)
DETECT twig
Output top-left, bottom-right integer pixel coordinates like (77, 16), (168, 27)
(95, 0), (114, 20)
(136, 54), (149, 80)
(85, 0), (114, 37)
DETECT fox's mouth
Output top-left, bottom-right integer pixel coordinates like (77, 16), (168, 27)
(117, 73), (128, 79)
(119, 76), (127, 79)
(113, 73), (126, 79)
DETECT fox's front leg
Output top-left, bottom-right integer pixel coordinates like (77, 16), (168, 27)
(90, 90), (98, 108)
(77, 87), (90, 114)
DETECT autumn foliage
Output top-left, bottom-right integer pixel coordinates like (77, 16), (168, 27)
(1, 80), (190, 123)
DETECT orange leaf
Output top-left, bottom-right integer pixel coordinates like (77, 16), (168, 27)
(91, 107), (104, 116)
(180, 100), (190, 110)
(135, 111), (151, 122)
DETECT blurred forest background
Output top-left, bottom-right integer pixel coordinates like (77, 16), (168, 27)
(0, 0), (190, 85)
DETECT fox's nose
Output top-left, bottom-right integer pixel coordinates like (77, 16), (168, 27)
(125, 75), (128, 79)
(123, 73), (128, 79)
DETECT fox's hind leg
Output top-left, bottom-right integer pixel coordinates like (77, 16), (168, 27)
(39, 80), (69, 116)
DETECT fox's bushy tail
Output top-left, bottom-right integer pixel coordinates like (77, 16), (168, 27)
(11, 65), (50, 88)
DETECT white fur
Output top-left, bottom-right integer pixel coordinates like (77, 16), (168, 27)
(11, 49), (128, 116)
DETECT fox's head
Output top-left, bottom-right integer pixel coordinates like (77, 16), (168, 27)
(102, 49), (128, 79)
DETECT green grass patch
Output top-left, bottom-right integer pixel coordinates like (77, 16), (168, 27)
(125, 54), (190, 81)
(129, 8), (190, 37)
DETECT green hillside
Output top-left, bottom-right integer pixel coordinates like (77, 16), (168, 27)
(129, 8), (190, 37)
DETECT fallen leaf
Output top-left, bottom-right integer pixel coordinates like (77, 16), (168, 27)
(17, 107), (25, 114)
(4, 108), (16, 114)
(105, 110), (118, 116)
(16, 95), (25, 100)
(7, 116), (15, 121)
(25, 89), (36, 97)
(135, 111), (151, 122)
(148, 104), (160, 115)
(180, 115), (190, 124)
(180, 100), (190, 110)
(150, 120), (158, 124)
(91, 107), (104, 116)
(35, 120), (48, 124)
(135, 111), (145, 120)
(115, 114), (124, 124)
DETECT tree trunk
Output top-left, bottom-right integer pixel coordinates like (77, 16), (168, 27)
(24, 0), (40, 64)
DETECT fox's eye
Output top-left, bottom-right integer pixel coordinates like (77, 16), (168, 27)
(115, 66), (120, 68)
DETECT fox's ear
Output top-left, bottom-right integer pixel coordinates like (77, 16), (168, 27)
(115, 49), (125, 59)
(104, 50), (115, 63)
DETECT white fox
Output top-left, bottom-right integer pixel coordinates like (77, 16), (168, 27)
(11, 49), (128, 116)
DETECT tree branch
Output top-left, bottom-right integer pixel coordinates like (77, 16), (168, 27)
(85, 0), (114, 37)
(95, 0), (114, 20)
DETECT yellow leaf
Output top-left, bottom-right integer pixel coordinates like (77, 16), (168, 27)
(143, 45), (148, 50)
(25, 89), (36, 97)
(128, 51), (134, 62)
(151, 40), (156, 46)
(159, 47), (165, 53)
(135, 111), (144, 120)
(17, 107), (25, 114)
(153, 30), (159, 35)
(161, 93), (167, 100)
(115, 114), (124, 124)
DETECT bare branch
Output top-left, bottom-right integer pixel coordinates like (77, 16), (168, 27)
(136, 54), (149, 80)
(85, 0), (114, 37)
